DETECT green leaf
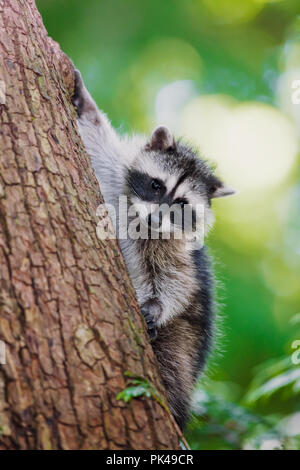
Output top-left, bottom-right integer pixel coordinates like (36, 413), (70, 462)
(116, 384), (151, 403)
(245, 368), (300, 404)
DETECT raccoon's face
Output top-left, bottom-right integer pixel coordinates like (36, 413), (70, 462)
(125, 126), (235, 241)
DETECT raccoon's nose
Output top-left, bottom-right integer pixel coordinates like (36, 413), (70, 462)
(148, 213), (161, 227)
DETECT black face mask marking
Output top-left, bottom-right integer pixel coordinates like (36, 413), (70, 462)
(127, 170), (166, 202)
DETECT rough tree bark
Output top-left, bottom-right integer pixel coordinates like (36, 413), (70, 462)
(0, 0), (183, 450)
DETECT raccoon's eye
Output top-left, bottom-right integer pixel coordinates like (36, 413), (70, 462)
(151, 179), (161, 191)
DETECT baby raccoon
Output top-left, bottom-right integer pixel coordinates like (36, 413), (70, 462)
(72, 69), (235, 429)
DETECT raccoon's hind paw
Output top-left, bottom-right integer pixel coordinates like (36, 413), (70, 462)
(141, 299), (162, 341)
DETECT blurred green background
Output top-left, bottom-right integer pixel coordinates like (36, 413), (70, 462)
(37, 0), (300, 449)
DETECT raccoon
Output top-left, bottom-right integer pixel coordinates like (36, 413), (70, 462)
(72, 69), (235, 429)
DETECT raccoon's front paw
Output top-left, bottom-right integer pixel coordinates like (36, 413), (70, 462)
(72, 69), (85, 117)
(141, 308), (157, 340)
(141, 299), (162, 341)
(72, 69), (100, 124)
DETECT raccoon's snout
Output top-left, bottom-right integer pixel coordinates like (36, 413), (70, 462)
(147, 212), (162, 228)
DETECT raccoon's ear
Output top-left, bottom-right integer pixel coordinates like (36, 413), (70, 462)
(211, 181), (236, 198)
(146, 126), (175, 151)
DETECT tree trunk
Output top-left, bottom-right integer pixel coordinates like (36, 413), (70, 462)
(0, 0), (182, 450)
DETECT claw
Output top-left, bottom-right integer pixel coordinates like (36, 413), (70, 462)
(142, 311), (157, 340)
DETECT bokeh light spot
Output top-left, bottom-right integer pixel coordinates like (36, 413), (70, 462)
(202, 0), (284, 25)
(181, 95), (298, 191)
